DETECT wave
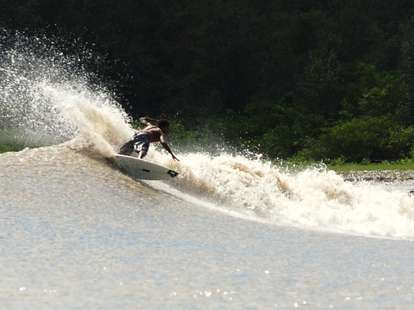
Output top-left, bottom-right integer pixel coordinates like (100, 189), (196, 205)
(148, 152), (414, 240)
(1, 33), (414, 240)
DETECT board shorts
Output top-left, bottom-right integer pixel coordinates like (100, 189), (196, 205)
(119, 133), (150, 157)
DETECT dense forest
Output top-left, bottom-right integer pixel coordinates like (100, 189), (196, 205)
(2, 0), (414, 162)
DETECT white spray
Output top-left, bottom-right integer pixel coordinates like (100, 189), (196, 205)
(150, 152), (414, 240)
(0, 33), (133, 156)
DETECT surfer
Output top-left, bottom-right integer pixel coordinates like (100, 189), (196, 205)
(119, 116), (179, 161)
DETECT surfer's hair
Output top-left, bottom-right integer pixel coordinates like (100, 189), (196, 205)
(158, 119), (169, 130)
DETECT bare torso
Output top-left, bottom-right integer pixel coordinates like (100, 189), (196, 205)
(140, 126), (166, 143)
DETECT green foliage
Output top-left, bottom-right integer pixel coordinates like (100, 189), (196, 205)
(168, 120), (207, 147)
(0, 144), (24, 154)
(347, 63), (404, 118)
(2, 1), (414, 162)
(302, 117), (414, 162)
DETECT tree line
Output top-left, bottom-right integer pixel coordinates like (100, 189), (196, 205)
(2, 0), (414, 162)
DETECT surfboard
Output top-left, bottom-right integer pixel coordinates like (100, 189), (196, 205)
(114, 154), (179, 180)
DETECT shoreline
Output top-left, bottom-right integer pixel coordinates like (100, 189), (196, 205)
(339, 170), (414, 182)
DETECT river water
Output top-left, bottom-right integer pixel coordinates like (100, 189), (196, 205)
(1, 35), (414, 309)
(1, 146), (414, 309)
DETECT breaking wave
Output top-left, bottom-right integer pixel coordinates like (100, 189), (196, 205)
(2, 32), (414, 240)
(0, 31), (133, 156)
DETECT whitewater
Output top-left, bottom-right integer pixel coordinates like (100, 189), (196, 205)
(1, 35), (414, 309)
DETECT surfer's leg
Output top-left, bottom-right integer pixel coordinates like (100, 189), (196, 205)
(138, 150), (145, 159)
(137, 142), (149, 159)
(119, 140), (134, 155)
(133, 135), (150, 159)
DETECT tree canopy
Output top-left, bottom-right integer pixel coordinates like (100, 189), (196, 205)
(2, 0), (414, 161)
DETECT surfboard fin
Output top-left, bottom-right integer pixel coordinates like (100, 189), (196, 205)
(167, 170), (179, 177)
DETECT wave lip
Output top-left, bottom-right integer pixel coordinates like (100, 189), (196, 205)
(0, 32), (134, 157)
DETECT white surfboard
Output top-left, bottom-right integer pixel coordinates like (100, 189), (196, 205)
(114, 154), (179, 180)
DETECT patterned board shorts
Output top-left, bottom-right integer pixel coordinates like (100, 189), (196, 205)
(119, 133), (150, 157)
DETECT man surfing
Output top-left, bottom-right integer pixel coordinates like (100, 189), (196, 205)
(119, 116), (179, 161)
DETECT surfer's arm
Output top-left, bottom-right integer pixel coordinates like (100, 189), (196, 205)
(160, 136), (179, 161)
(161, 143), (179, 161)
(139, 116), (158, 126)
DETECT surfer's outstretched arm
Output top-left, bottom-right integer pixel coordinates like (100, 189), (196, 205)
(139, 116), (158, 126)
(160, 141), (179, 161)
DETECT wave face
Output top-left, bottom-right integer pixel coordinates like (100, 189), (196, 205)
(1, 33), (414, 240)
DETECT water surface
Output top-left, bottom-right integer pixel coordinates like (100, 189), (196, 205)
(1, 147), (414, 309)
